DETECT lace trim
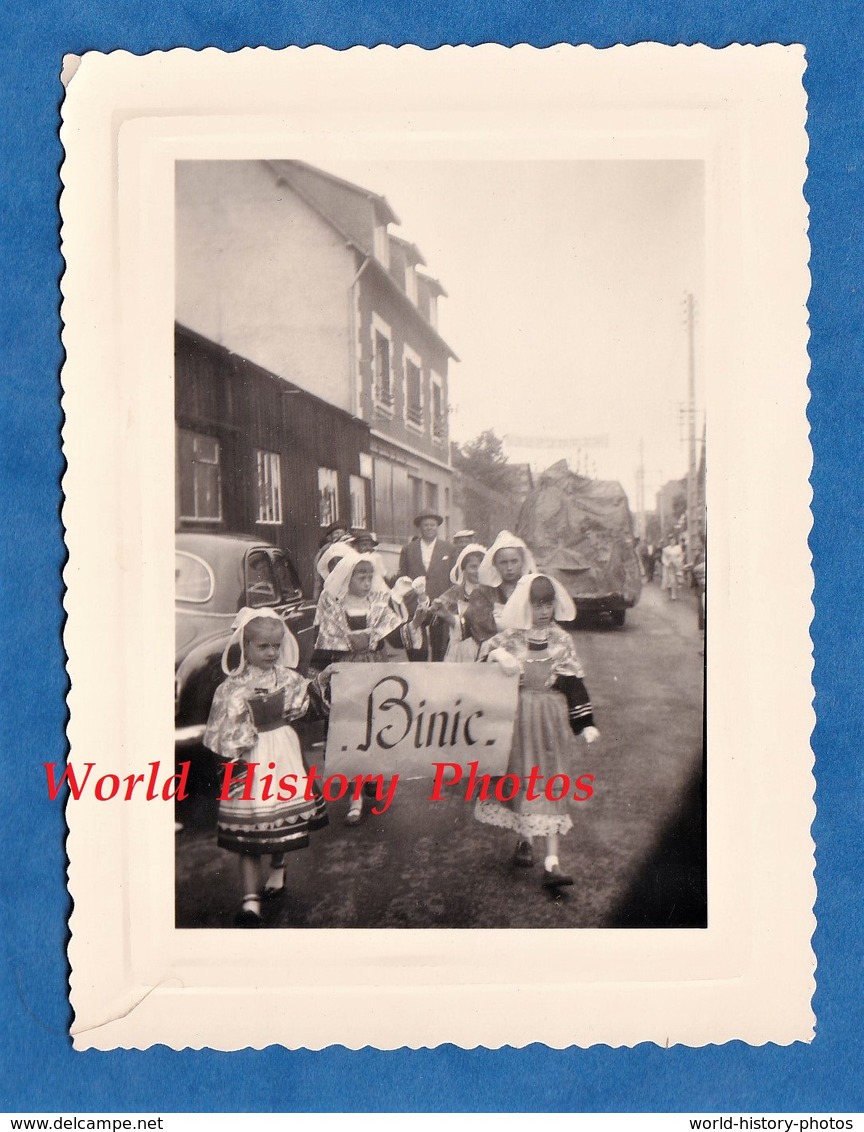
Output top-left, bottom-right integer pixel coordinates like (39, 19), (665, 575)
(474, 799), (573, 837)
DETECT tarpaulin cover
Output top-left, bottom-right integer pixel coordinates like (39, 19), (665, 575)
(516, 460), (642, 606)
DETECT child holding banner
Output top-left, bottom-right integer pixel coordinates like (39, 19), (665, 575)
(202, 608), (330, 927)
(310, 550), (414, 670)
(476, 573), (600, 889)
(310, 550), (416, 823)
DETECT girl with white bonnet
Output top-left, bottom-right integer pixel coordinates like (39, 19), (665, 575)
(476, 573), (601, 889)
(309, 547), (416, 823)
(429, 541), (487, 662)
(309, 547), (414, 672)
(203, 608), (330, 927)
(464, 530), (537, 648)
(315, 538), (356, 584)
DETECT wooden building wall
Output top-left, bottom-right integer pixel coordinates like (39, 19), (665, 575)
(175, 324), (371, 595)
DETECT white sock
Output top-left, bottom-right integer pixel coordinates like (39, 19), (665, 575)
(265, 865), (285, 892)
(544, 855), (559, 872)
(241, 893), (261, 912)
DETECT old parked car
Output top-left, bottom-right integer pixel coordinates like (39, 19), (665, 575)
(175, 532), (318, 748)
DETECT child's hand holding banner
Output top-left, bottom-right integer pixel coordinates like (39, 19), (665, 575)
(325, 663), (518, 778)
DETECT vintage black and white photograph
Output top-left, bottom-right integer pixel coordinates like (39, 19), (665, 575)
(172, 156), (707, 930)
(62, 45), (812, 1049)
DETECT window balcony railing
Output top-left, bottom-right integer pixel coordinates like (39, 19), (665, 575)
(406, 403), (424, 427)
(432, 415), (447, 442)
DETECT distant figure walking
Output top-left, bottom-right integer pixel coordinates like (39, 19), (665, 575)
(661, 538), (684, 601)
(638, 540), (656, 582)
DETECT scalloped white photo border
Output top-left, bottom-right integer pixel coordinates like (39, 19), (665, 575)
(60, 43), (813, 1050)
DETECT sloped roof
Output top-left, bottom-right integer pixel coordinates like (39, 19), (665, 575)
(416, 270), (448, 298)
(268, 159), (400, 226)
(262, 159), (457, 359)
(390, 233), (427, 266)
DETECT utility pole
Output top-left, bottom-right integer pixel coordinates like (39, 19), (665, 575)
(659, 481), (666, 538)
(636, 437), (645, 539)
(685, 292), (697, 559)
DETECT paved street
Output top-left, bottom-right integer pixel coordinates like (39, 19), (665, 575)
(175, 580), (705, 929)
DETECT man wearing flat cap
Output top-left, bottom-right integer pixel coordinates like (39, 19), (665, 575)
(452, 529), (477, 552)
(399, 510), (455, 661)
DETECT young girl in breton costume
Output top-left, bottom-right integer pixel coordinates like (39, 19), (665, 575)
(465, 530), (538, 648)
(310, 548), (415, 823)
(476, 573), (600, 889)
(203, 608), (329, 927)
(431, 542), (487, 663)
(309, 548), (414, 670)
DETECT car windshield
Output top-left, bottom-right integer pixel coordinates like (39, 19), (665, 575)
(245, 550), (280, 607)
(272, 552), (302, 602)
(175, 552), (214, 603)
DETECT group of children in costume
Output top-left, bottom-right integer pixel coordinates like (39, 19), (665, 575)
(203, 531), (600, 926)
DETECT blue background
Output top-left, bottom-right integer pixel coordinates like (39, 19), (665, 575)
(1, 0), (861, 1113)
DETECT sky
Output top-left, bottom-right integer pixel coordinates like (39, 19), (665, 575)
(307, 159), (704, 513)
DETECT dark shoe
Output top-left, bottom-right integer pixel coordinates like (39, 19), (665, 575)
(513, 840), (534, 868)
(234, 906), (263, 927)
(542, 866), (574, 889)
(262, 868), (285, 901)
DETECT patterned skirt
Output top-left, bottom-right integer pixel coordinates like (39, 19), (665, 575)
(475, 687), (580, 837)
(217, 724), (328, 855)
(443, 633), (480, 663)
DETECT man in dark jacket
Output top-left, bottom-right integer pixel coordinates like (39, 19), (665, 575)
(398, 511), (455, 661)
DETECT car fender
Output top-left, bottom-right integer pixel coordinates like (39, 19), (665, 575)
(175, 633), (229, 733)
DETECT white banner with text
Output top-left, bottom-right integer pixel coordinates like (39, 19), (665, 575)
(325, 661), (518, 778)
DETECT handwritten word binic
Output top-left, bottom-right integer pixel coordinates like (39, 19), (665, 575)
(358, 674), (490, 752)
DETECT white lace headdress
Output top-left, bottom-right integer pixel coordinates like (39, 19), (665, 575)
(477, 530), (538, 587)
(498, 572), (576, 630)
(220, 606), (300, 675)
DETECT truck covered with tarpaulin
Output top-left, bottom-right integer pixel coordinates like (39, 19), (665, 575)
(516, 460), (642, 625)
